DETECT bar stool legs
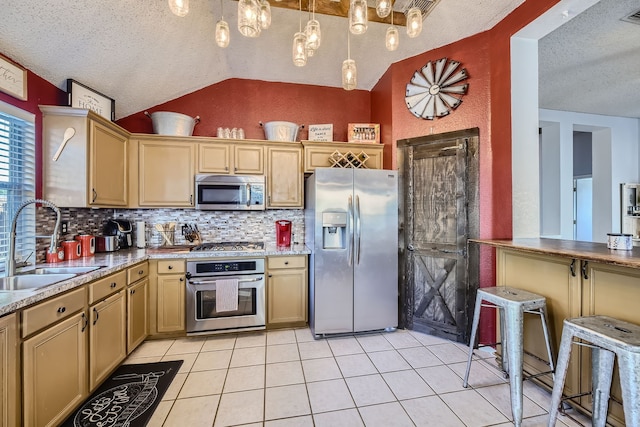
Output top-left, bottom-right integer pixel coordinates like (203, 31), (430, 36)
(548, 316), (640, 427)
(464, 287), (555, 427)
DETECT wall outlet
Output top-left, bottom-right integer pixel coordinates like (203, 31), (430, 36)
(61, 221), (68, 234)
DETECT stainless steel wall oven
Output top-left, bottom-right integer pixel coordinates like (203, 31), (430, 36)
(186, 258), (265, 335)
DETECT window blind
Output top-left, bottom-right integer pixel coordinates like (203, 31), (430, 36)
(0, 101), (36, 273)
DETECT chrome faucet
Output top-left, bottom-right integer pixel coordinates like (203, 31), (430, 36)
(7, 199), (61, 276)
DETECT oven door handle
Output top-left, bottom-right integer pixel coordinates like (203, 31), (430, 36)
(188, 276), (263, 285)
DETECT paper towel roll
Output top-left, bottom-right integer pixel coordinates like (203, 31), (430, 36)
(136, 221), (146, 248)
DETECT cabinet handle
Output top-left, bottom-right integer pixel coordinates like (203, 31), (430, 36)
(569, 259), (576, 277)
(93, 307), (99, 325)
(581, 260), (589, 280)
(190, 194), (193, 205)
(92, 188), (97, 203)
(110, 282), (117, 288)
(234, 167), (237, 172)
(225, 166), (228, 171)
(81, 312), (88, 332)
(168, 265), (173, 270)
(284, 261), (289, 265)
(130, 289), (136, 295)
(57, 306), (66, 314)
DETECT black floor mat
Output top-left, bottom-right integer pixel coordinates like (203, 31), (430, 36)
(60, 360), (183, 427)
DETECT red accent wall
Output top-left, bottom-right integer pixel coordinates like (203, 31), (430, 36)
(0, 55), (67, 198)
(117, 79), (372, 142)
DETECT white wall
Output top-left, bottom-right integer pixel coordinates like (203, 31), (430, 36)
(538, 109), (639, 242)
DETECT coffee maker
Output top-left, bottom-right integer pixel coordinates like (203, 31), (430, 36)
(103, 219), (134, 249)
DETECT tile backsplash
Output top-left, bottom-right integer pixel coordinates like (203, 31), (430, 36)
(35, 207), (304, 263)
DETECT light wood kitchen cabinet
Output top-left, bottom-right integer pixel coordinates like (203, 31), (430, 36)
(496, 248), (640, 427)
(266, 255), (308, 327)
(22, 311), (88, 427)
(150, 259), (186, 334)
(137, 138), (196, 207)
(41, 106), (128, 207)
(198, 141), (264, 175)
(266, 145), (303, 208)
(302, 140), (383, 173)
(127, 262), (149, 353)
(0, 314), (18, 427)
(89, 289), (127, 391)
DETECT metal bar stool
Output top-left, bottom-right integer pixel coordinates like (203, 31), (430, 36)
(548, 315), (640, 427)
(463, 286), (555, 427)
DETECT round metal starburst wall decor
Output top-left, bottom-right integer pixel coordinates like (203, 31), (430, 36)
(405, 58), (469, 120)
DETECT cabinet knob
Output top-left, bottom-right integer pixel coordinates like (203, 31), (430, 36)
(57, 306), (66, 313)
(284, 261), (289, 265)
(268, 274), (272, 278)
(180, 277), (184, 282)
(110, 282), (117, 288)
(130, 289), (136, 295)
(168, 265), (173, 270)
(138, 270), (144, 275)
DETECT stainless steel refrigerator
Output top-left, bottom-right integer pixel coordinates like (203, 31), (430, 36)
(305, 167), (398, 337)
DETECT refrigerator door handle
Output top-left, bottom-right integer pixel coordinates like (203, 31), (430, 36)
(348, 195), (354, 266)
(355, 194), (361, 265)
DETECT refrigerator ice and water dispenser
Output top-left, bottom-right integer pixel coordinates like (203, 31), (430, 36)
(322, 212), (347, 249)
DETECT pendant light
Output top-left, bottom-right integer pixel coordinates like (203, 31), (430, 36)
(238, 0), (261, 38)
(375, 0), (391, 18)
(305, 0), (321, 53)
(385, 10), (398, 51)
(215, 0), (230, 48)
(168, 0), (189, 16)
(259, 0), (271, 30)
(342, 28), (357, 90)
(293, 0), (307, 66)
(406, 4), (422, 38)
(349, 0), (368, 35)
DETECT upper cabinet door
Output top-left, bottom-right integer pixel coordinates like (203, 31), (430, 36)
(198, 143), (231, 174)
(234, 145), (264, 175)
(138, 139), (195, 207)
(89, 120), (128, 206)
(267, 146), (302, 208)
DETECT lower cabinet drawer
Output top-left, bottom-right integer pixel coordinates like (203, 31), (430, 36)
(127, 262), (149, 284)
(22, 287), (87, 338)
(157, 260), (185, 274)
(267, 255), (307, 269)
(89, 270), (127, 304)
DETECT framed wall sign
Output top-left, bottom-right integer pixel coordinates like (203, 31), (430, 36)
(67, 79), (115, 121)
(0, 55), (27, 101)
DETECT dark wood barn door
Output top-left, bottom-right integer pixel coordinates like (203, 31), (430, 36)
(398, 128), (479, 343)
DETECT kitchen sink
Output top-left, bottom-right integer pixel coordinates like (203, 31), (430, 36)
(0, 273), (76, 291)
(31, 266), (102, 275)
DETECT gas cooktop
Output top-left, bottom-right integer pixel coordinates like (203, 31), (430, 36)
(190, 241), (265, 252)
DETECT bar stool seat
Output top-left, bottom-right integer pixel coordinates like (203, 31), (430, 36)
(464, 286), (555, 427)
(548, 315), (640, 427)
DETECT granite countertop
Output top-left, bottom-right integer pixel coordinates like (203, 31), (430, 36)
(0, 244), (311, 317)
(470, 238), (640, 268)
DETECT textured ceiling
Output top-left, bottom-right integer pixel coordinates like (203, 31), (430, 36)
(0, 0), (523, 119)
(539, 0), (640, 119)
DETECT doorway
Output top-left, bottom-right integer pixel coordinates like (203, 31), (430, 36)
(397, 128), (479, 343)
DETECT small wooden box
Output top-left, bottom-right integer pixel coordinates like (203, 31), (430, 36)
(348, 123), (380, 144)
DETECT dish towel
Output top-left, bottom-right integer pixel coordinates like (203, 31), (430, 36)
(216, 279), (239, 312)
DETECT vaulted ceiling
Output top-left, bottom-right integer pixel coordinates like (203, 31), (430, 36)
(0, 0), (523, 119)
(1, 1), (634, 121)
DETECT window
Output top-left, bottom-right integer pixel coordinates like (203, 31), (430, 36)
(0, 101), (36, 273)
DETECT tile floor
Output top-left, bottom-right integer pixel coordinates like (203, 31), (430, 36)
(124, 328), (594, 427)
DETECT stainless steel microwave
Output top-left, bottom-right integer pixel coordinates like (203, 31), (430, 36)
(195, 174), (265, 210)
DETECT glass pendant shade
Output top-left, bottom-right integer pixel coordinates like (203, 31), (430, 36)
(305, 19), (321, 51)
(385, 26), (399, 51)
(375, 0), (391, 18)
(238, 0), (261, 38)
(216, 20), (230, 48)
(406, 7), (422, 38)
(168, 0), (189, 16)
(259, 0), (271, 29)
(349, 0), (368, 35)
(342, 59), (357, 90)
(293, 32), (308, 67)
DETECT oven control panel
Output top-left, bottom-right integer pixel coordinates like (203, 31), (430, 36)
(186, 258), (265, 277)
